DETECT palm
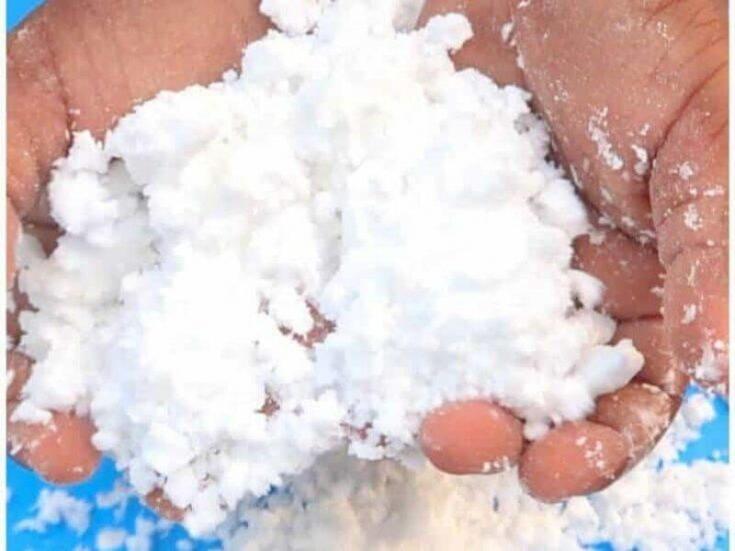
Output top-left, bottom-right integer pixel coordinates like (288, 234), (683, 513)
(6, 0), (727, 506)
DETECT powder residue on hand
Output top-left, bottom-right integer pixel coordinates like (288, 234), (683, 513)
(15, 0), (645, 535)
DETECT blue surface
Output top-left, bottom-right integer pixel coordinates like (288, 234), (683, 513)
(6, 1), (730, 550)
(7, 0), (43, 27)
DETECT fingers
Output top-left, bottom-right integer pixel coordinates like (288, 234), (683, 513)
(589, 383), (676, 466)
(7, 349), (100, 484)
(572, 222), (684, 459)
(665, 249), (728, 390)
(615, 318), (689, 396)
(515, 0), (729, 387)
(422, 230), (682, 490)
(519, 421), (629, 502)
(511, 0), (726, 240)
(420, 400), (523, 475)
(420, 0), (729, 388)
(648, 61), (728, 391)
(419, 0), (524, 87)
(573, 226), (664, 321)
(520, 316), (683, 501)
(8, 409), (101, 484)
(426, 0), (724, 244)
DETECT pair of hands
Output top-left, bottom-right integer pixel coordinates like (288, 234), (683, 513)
(7, 0), (728, 516)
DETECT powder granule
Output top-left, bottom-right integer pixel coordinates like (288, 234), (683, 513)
(17, 0), (643, 535)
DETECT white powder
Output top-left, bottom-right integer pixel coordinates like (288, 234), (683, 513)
(15, 0), (645, 536)
(675, 161), (697, 181)
(220, 456), (730, 551)
(219, 393), (729, 551)
(630, 144), (649, 176)
(683, 203), (703, 231)
(174, 540), (195, 551)
(96, 481), (134, 522)
(222, 394), (732, 551)
(501, 21), (514, 43)
(260, 0), (329, 34)
(8, 394), (729, 550)
(15, 489), (92, 535)
(588, 107), (624, 171)
(682, 303), (698, 324)
(124, 517), (159, 551)
(694, 345), (724, 386)
(96, 528), (128, 550)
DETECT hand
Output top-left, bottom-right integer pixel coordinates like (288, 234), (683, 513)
(417, 0), (728, 501)
(6, 0), (727, 507)
(6, 0), (270, 491)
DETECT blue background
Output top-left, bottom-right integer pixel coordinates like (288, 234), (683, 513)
(6, 1), (730, 549)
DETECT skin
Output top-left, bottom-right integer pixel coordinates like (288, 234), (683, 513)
(6, 0), (728, 515)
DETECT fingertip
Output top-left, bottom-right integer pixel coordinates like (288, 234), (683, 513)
(589, 382), (676, 466)
(573, 228), (664, 320)
(519, 421), (629, 502)
(420, 399), (523, 475)
(8, 411), (101, 484)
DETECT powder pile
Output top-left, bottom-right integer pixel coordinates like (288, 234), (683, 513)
(218, 393), (731, 550)
(14, 0), (645, 535)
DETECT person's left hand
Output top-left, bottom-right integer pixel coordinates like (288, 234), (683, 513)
(417, 0), (728, 502)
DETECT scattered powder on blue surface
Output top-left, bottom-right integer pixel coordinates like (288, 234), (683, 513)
(15, 489), (91, 535)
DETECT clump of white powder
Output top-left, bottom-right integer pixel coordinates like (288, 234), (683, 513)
(15, 0), (643, 535)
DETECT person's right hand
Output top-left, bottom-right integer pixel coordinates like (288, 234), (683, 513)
(7, 0), (727, 512)
(6, 0), (271, 492)
(418, 0), (728, 502)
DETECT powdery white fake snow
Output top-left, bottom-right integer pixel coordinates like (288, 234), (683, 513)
(15, 0), (646, 536)
(219, 393), (729, 551)
(14, 489), (91, 535)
